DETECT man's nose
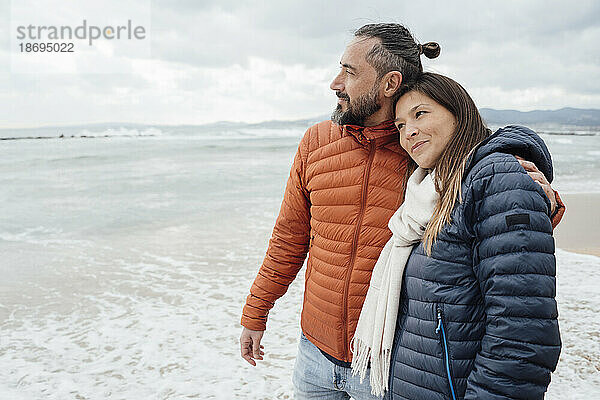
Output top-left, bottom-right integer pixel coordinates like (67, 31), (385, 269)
(330, 72), (344, 91)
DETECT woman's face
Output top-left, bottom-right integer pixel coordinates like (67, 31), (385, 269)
(394, 91), (457, 169)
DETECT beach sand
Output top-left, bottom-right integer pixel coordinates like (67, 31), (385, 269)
(553, 193), (600, 256)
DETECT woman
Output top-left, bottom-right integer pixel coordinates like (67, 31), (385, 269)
(352, 73), (561, 399)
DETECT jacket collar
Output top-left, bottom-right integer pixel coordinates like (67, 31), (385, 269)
(343, 120), (399, 147)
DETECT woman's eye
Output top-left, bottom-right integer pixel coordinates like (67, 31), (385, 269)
(345, 68), (354, 75)
(415, 110), (426, 118)
(396, 123), (405, 130)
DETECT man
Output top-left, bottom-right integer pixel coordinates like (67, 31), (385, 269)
(240, 23), (564, 399)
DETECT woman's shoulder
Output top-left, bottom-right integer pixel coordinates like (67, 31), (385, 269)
(459, 150), (553, 236)
(464, 125), (553, 190)
(462, 149), (551, 218)
(464, 151), (524, 191)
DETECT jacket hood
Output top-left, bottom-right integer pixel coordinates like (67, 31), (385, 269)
(465, 125), (553, 183)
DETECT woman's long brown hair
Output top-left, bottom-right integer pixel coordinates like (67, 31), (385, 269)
(398, 73), (492, 255)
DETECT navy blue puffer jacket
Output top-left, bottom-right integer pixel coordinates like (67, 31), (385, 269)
(388, 126), (561, 400)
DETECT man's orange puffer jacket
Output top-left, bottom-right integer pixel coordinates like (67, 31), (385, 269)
(241, 119), (409, 362)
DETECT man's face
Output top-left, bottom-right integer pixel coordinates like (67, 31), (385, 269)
(330, 37), (382, 126)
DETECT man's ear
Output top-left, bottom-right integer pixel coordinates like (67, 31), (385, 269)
(382, 71), (403, 98)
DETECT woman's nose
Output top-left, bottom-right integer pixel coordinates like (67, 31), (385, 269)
(404, 124), (418, 139)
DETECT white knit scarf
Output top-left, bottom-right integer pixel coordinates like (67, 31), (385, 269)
(351, 167), (439, 397)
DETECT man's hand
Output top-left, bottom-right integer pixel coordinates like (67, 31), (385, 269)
(516, 156), (557, 215)
(240, 327), (265, 366)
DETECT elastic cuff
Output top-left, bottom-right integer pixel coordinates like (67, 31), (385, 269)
(241, 314), (267, 331)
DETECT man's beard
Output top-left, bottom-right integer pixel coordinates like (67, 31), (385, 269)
(331, 83), (381, 126)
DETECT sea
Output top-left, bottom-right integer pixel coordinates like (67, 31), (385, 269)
(1, 122), (599, 399)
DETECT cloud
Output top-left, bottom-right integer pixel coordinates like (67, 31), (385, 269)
(1, 0), (599, 127)
(0, 53), (334, 126)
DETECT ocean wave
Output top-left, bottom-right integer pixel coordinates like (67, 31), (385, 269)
(1, 127), (163, 141)
(538, 130), (599, 137)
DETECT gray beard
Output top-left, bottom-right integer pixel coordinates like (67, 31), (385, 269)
(331, 85), (381, 126)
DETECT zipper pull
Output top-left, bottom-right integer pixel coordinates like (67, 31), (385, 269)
(436, 308), (442, 334)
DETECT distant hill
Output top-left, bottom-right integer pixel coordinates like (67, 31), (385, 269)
(190, 115), (330, 132)
(250, 108), (600, 129)
(479, 107), (600, 126)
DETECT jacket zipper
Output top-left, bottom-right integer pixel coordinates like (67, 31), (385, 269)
(343, 140), (375, 359)
(436, 306), (457, 400)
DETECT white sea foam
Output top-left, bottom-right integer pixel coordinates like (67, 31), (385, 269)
(546, 137), (574, 145)
(0, 226), (90, 247)
(236, 128), (305, 138)
(78, 127), (163, 138)
(0, 244), (598, 399)
(546, 250), (600, 399)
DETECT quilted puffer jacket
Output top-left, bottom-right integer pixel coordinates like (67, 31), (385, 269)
(241, 119), (410, 362)
(388, 125), (561, 400)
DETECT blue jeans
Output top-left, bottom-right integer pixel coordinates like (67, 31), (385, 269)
(292, 333), (385, 400)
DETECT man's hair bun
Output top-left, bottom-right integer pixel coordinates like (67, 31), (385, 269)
(418, 42), (441, 59)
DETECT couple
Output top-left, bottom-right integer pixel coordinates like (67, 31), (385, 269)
(240, 23), (564, 399)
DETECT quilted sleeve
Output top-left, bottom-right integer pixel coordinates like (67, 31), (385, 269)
(240, 128), (311, 331)
(464, 155), (561, 400)
(550, 190), (565, 229)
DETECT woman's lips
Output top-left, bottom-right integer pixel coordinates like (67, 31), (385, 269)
(411, 140), (428, 153)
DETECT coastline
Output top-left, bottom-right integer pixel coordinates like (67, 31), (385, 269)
(553, 193), (600, 257)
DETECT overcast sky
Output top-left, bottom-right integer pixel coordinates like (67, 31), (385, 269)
(1, 0), (599, 128)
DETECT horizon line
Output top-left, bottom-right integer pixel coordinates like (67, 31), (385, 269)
(2, 106), (600, 131)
